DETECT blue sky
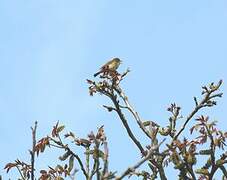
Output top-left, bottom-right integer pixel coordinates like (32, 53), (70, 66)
(0, 0), (227, 179)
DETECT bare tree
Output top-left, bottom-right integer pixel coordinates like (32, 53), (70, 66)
(4, 65), (227, 180)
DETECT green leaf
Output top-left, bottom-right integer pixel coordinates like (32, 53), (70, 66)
(195, 168), (209, 175)
(68, 155), (74, 173)
(59, 151), (71, 161)
(85, 150), (94, 155)
(57, 125), (65, 134)
(55, 164), (64, 172)
(199, 149), (212, 155)
(142, 121), (150, 127)
(56, 177), (64, 180)
(98, 150), (105, 160)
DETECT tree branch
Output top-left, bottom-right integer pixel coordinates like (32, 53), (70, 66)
(111, 94), (145, 155)
(174, 80), (223, 140)
(68, 148), (89, 179)
(30, 121), (37, 180)
(114, 86), (152, 139)
(50, 137), (88, 179)
(116, 139), (165, 180)
(16, 165), (26, 180)
(102, 141), (109, 178)
(220, 165), (227, 178)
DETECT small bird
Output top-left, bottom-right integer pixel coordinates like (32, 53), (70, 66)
(94, 58), (122, 77)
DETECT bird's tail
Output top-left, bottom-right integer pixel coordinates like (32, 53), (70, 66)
(94, 71), (101, 77)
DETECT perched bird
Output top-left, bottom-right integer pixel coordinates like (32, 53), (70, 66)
(94, 58), (122, 77)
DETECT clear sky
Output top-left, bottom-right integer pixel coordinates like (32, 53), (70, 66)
(0, 0), (227, 179)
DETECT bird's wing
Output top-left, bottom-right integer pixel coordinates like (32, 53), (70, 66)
(100, 60), (111, 69)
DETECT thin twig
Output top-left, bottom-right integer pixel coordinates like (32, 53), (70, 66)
(49, 137), (88, 179)
(85, 147), (90, 177)
(220, 165), (227, 178)
(68, 148), (88, 179)
(185, 163), (196, 180)
(16, 165), (25, 180)
(114, 86), (152, 139)
(90, 160), (98, 180)
(94, 140), (101, 180)
(116, 139), (166, 180)
(103, 105), (117, 112)
(174, 81), (222, 140)
(30, 121), (37, 180)
(102, 141), (109, 177)
(49, 143), (63, 149)
(111, 93), (145, 155)
(205, 124), (215, 165)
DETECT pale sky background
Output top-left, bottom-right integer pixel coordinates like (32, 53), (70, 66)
(0, 0), (227, 179)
